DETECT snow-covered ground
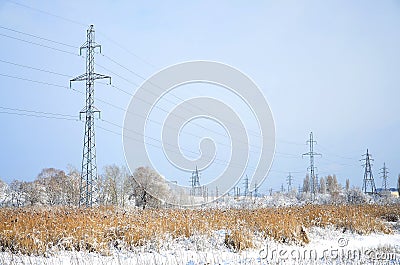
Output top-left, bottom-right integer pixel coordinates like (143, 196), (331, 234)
(1, 224), (399, 265)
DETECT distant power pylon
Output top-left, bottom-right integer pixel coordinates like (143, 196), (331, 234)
(303, 132), (321, 200)
(70, 25), (111, 207)
(254, 182), (258, 197)
(361, 149), (377, 195)
(233, 186), (240, 198)
(287, 172), (293, 192)
(243, 175), (249, 197)
(190, 166), (200, 196)
(380, 162), (389, 192)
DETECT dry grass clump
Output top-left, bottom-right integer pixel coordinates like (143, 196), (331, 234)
(0, 204), (398, 255)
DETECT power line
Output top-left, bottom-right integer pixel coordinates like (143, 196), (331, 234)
(276, 139), (305, 146)
(316, 143), (359, 160)
(101, 53), (149, 82)
(5, 0), (87, 27)
(95, 63), (140, 87)
(269, 169), (303, 174)
(0, 30), (358, 177)
(97, 77), (272, 151)
(0, 70), (235, 151)
(100, 118), (259, 171)
(0, 59), (73, 78)
(0, 68), (308, 171)
(0, 10), (280, 144)
(0, 72), (95, 117)
(0, 25), (79, 48)
(102, 118), (215, 157)
(98, 54), (315, 148)
(98, 80), (296, 156)
(99, 124), (262, 185)
(0, 23), (267, 144)
(0, 106), (76, 118)
(5, 0), (155, 71)
(0, 110), (78, 121)
(96, 78), (266, 150)
(0, 68), (319, 165)
(96, 32), (157, 69)
(97, 81), (135, 97)
(79, 57), (266, 150)
(0, 32), (80, 56)
(0, 72), (330, 185)
(100, 53), (268, 139)
(102, 50), (268, 141)
(97, 120), (256, 172)
(3, 18), (360, 182)
(0, 25), (258, 143)
(0, 68), (249, 151)
(0, 112), (318, 185)
(0, 72), (69, 88)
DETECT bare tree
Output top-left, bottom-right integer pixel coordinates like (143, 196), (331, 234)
(0, 179), (8, 206)
(326, 175), (340, 194)
(398, 174), (400, 197)
(119, 166), (131, 207)
(345, 179), (350, 192)
(37, 168), (67, 205)
(319, 177), (326, 194)
(102, 165), (130, 206)
(333, 175), (339, 191)
(9, 180), (24, 207)
(103, 165), (118, 205)
(326, 175), (341, 202)
(128, 166), (170, 209)
(65, 165), (80, 206)
(22, 181), (41, 206)
(347, 188), (367, 204)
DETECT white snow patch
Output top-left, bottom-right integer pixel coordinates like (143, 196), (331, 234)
(0, 226), (399, 265)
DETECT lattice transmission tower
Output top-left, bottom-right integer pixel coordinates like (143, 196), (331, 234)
(380, 162), (389, 192)
(70, 25), (111, 207)
(302, 132), (321, 200)
(253, 182), (258, 197)
(287, 172), (293, 192)
(190, 166), (200, 196)
(243, 175), (249, 197)
(361, 149), (376, 195)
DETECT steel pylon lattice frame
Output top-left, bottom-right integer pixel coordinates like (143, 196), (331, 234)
(361, 149), (377, 195)
(380, 163), (389, 192)
(287, 172), (293, 192)
(190, 166), (200, 196)
(70, 25), (111, 207)
(302, 132), (321, 200)
(243, 175), (249, 197)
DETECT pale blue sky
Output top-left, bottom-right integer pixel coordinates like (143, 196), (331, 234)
(0, 0), (399, 192)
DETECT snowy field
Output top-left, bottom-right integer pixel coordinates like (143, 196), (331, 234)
(1, 225), (399, 265)
(1, 194), (399, 265)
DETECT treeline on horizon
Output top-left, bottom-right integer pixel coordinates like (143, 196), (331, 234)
(0, 165), (399, 208)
